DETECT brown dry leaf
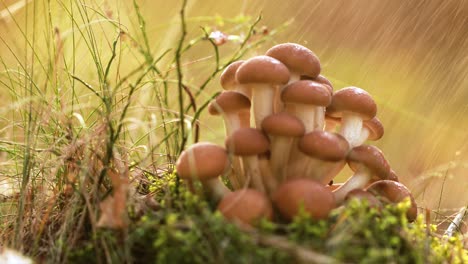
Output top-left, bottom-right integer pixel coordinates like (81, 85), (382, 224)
(97, 169), (129, 229)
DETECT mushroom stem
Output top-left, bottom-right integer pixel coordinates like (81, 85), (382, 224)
(303, 160), (346, 184)
(270, 136), (294, 181)
(286, 104), (316, 133)
(354, 127), (370, 147)
(242, 155), (266, 193)
(251, 84), (276, 128)
(288, 72), (301, 84)
(258, 157), (277, 195)
(332, 169), (370, 204)
(315, 106), (326, 131)
(203, 178), (231, 201)
(339, 113), (363, 146)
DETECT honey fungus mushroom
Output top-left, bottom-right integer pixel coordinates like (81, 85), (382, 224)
(366, 180), (418, 222)
(176, 142), (231, 200)
(281, 80), (331, 132)
(220, 60), (251, 98)
(273, 178), (336, 221)
(225, 128), (270, 193)
(333, 145), (391, 204)
(266, 43), (321, 83)
(218, 188), (273, 226)
(236, 55), (290, 128)
(326, 87), (377, 146)
(208, 91), (251, 137)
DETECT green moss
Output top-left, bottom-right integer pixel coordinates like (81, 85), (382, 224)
(66, 173), (467, 263)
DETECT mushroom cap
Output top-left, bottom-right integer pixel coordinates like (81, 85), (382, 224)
(218, 189), (273, 226)
(347, 145), (391, 180)
(281, 80), (331, 106)
(220, 60), (244, 90)
(176, 142), (229, 181)
(236, 55), (290, 85)
(326, 87), (377, 120)
(366, 180), (418, 221)
(261, 112), (305, 137)
(266, 43), (321, 78)
(208, 91), (251, 115)
(301, 74), (333, 95)
(225, 128), (270, 156)
(363, 117), (384, 141)
(273, 178), (336, 220)
(299, 131), (350, 162)
(345, 189), (382, 209)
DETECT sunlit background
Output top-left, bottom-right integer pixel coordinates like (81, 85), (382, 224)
(1, 0), (467, 222)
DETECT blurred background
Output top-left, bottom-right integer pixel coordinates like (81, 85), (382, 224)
(1, 0), (467, 220)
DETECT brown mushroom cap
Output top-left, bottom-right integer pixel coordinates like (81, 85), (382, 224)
(218, 189), (273, 226)
(225, 128), (270, 156)
(301, 74), (333, 94)
(345, 189), (382, 209)
(176, 142), (229, 181)
(266, 43), (321, 78)
(326, 87), (377, 120)
(261, 113), (305, 137)
(273, 178), (336, 220)
(347, 145), (391, 180)
(208, 91), (251, 115)
(363, 117), (384, 141)
(236, 56), (290, 85)
(299, 131), (350, 162)
(281, 80), (331, 106)
(220, 61), (244, 90)
(366, 180), (418, 221)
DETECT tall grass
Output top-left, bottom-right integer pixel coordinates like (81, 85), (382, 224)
(0, 0), (283, 261)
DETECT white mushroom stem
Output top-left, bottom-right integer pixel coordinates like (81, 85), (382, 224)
(202, 178), (231, 201)
(258, 157), (277, 195)
(285, 104), (316, 133)
(314, 106), (326, 131)
(270, 136), (295, 182)
(287, 72), (301, 85)
(251, 84), (276, 128)
(353, 127), (370, 147)
(235, 84), (252, 99)
(286, 152), (309, 179)
(242, 155), (266, 193)
(339, 113), (363, 146)
(303, 159), (346, 184)
(332, 169), (371, 204)
(220, 111), (249, 188)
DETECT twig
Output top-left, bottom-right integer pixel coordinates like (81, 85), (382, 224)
(240, 225), (340, 264)
(444, 206), (467, 238)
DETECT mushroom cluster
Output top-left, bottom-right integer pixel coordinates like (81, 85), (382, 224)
(176, 43), (417, 226)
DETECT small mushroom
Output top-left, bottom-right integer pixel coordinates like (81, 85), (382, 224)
(261, 113), (305, 182)
(220, 60), (251, 98)
(294, 131), (350, 184)
(353, 117), (384, 147)
(273, 178), (336, 221)
(301, 74), (333, 97)
(332, 145), (391, 204)
(176, 142), (231, 200)
(326, 87), (377, 146)
(225, 128), (270, 193)
(266, 43), (321, 83)
(281, 80), (331, 132)
(218, 188), (273, 226)
(236, 55), (290, 128)
(208, 91), (251, 137)
(366, 180), (418, 222)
